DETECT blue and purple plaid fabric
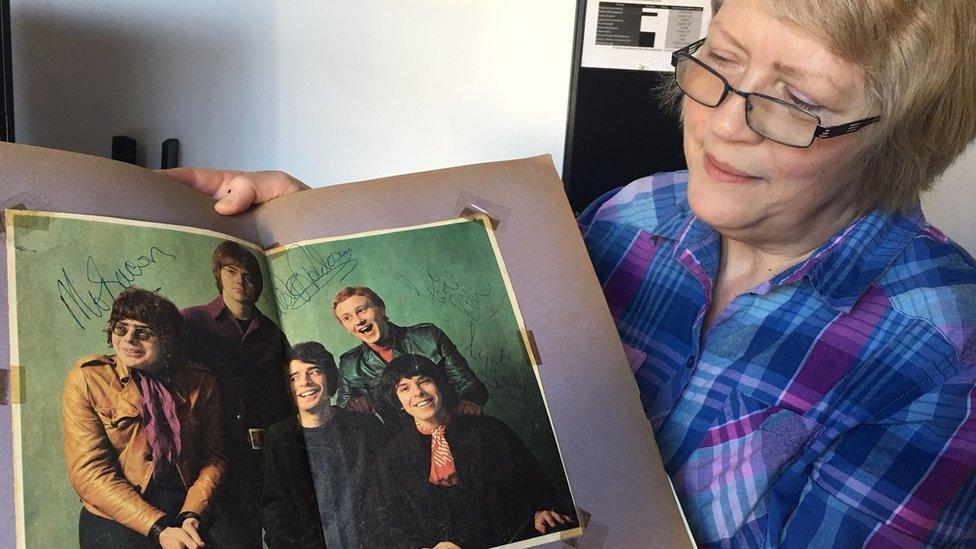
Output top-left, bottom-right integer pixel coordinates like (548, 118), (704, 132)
(579, 171), (976, 547)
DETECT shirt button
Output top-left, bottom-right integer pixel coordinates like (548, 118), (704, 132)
(144, 453), (153, 462)
(236, 414), (243, 421)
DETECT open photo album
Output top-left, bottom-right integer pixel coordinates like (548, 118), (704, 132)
(1, 145), (693, 548)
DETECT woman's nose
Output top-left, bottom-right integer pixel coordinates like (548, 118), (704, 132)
(709, 90), (764, 145)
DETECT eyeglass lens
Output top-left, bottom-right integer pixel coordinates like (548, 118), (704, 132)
(112, 323), (155, 341)
(675, 53), (820, 147)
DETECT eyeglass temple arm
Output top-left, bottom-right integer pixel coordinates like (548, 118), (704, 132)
(671, 37), (707, 66)
(814, 116), (881, 139)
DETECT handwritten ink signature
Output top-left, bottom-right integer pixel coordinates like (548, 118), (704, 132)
(395, 273), (420, 297)
(57, 246), (177, 329)
(463, 320), (527, 401)
(273, 245), (358, 311)
(395, 268), (492, 322)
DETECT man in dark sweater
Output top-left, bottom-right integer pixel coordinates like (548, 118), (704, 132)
(262, 342), (388, 549)
(181, 240), (293, 546)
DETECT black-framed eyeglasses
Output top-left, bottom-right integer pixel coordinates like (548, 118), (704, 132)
(671, 38), (880, 148)
(111, 322), (156, 341)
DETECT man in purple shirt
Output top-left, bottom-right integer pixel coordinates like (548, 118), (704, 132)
(182, 240), (292, 547)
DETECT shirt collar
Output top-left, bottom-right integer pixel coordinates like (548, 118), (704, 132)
(205, 294), (266, 325)
(203, 296), (227, 320)
(646, 200), (925, 314)
(775, 206), (925, 313)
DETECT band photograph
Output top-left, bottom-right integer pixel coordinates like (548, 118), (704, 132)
(5, 209), (580, 549)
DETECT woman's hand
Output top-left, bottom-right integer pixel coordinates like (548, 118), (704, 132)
(159, 168), (309, 215)
(159, 524), (203, 549)
(534, 509), (573, 533)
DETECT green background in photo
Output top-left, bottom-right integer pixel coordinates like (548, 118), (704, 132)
(9, 212), (277, 548)
(9, 213), (571, 548)
(266, 218), (570, 504)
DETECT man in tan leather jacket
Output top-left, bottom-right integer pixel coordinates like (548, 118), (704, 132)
(62, 288), (226, 548)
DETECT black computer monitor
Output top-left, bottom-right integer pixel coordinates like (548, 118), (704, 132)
(1, 0), (13, 142)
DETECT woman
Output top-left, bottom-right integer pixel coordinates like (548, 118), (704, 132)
(62, 288), (225, 549)
(172, 1), (976, 545)
(361, 355), (573, 548)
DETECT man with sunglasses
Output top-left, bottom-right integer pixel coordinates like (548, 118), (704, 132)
(181, 240), (292, 547)
(63, 287), (227, 549)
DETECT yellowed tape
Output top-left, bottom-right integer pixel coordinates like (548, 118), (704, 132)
(456, 191), (512, 233)
(1, 366), (24, 404)
(520, 328), (542, 367)
(1, 191), (55, 234)
(562, 506), (592, 546)
(458, 206), (499, 232)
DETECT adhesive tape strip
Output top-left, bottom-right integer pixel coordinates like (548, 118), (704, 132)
(455, 191), (511, 233)
(563, 506), (608, 547)
(1, 191), (54, 234)
(520, 328), (542, 367)
(1, 366), (24, 405)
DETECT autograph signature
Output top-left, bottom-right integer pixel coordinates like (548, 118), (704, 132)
(273, 245), (358, 311)
(57, 246), (177, 329)
(396, 268), (492, 322)
(462, 320), (527, 401)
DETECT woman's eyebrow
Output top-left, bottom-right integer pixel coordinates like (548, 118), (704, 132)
(714, 27), (747, 53)
(774, 60), (840, 90)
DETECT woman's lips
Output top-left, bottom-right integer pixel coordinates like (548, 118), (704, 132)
(704, 154), (762, 184)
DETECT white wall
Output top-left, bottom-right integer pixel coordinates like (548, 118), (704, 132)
(922, 144), (976, 254)
(10, 1), (974, 253)
(11, 1), (576, 184)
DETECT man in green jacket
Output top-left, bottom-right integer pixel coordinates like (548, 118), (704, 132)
(332, 286), (489, 431)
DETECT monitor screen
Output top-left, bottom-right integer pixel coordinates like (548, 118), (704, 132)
(1, 0), (12, 142)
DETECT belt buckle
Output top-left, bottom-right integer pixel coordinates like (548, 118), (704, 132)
(248, 428), (265, 450)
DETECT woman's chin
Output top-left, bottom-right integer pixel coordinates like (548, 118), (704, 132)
(688, 188), (765, 236)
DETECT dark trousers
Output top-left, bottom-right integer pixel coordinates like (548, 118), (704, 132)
(79, 508), (156, 549)
(78, 469), (245, 549)
(79, 507), (247, 549)
(215, 495), (264, 549)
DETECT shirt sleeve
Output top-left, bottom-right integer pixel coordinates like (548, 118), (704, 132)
(335, 354), (367, 408)
(180, 372), (225, 517)
(260, 425), (319, 549)
(776, 368), (976, 547)
(435, 327), (489, 406)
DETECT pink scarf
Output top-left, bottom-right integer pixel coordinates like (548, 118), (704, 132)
(138, 372), (182, 477)
(416, 419), (460, 486)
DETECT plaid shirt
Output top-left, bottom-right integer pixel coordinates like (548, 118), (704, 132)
(579, 171), (976, 548)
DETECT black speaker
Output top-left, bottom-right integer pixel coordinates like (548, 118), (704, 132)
(1, 0), (13, 143)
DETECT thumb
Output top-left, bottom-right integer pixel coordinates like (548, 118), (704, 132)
(213, 175), (258, 215)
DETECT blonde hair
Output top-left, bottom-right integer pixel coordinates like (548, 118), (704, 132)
(670, 0), (976, 212)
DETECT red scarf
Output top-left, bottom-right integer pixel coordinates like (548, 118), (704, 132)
(415, 418), (460, 486)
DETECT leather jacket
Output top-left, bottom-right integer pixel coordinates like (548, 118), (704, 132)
(335, 322), (489, 430)
(62, 354), (224, 536)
